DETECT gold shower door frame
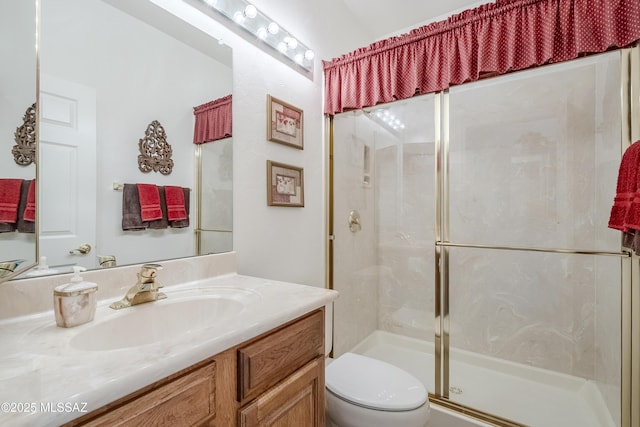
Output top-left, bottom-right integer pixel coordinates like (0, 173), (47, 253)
(434, 46), (639, 427)
(326, 45), (640, 427)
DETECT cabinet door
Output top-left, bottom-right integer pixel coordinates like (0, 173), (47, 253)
(239, 357), (325, 427)
(73, 362), (217, 427)
(238, 309), (324, 403)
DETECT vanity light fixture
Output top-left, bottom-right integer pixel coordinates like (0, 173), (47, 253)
(193, 0), (315, 76)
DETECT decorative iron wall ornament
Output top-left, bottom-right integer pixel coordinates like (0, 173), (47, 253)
(12, 103), (36, 166)
(138, 120), (173, 175)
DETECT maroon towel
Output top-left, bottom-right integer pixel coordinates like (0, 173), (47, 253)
(137, 184), (163, 221)
(0, 179), (23, 223)
(17, 180), (35, 233)
(147, 187), (168, 229)
(165, 186), (187, 221)
(23, 179), (36, 222)
(609, 141), (640, 231)
(620, 142), (640, 231)
(170, 188), (190, 228)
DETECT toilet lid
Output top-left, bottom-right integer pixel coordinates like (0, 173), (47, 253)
(326, 353), (427, 411)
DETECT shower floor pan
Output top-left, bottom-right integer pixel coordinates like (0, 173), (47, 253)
(351, 330), (616, 427)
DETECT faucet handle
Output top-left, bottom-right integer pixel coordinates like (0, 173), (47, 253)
(140, 263), (162, 279)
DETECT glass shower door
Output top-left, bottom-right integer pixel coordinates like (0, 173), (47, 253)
(444, 51), (624, 426)
(331, 94), (438, 394)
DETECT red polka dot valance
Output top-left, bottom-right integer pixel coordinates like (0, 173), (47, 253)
(323, 0), (640, 115)
(193, 95), (232, 144)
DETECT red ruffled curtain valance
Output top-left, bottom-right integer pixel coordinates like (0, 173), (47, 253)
(193, 94), (232, 144)
(323, 0), (640, 115)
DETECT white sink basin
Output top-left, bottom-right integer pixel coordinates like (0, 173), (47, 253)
(70, 292), (249, 351)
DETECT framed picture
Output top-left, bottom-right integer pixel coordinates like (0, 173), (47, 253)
(267, 95), (303, 150)
(267, 160), (304, 207)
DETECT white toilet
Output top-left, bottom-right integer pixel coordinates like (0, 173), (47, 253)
(325, 352), (430, 427)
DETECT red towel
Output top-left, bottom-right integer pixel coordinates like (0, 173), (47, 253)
(609, 141), (640, 231)
(165, 186), (187, 221)
(0, 179), (23, 224)
(23, 179), (36, 222)
(137, 184), (163, 221)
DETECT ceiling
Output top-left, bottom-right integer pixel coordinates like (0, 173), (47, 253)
(340, 0), (491, 40)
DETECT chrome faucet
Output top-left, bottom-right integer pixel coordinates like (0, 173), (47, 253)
(109, 263), (166, 310)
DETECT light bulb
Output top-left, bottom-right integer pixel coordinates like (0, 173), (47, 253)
(267, 22), (279, 35)
(294, 53), (304, 64)
(243, 4), (257, 18)
(204, 0), (217, 6)
(286, 37), (298, 49)
(257, 27), (267, 40)
(277, 42), (287, 53)
(233, 11), (245, 24)
(304, 49), (315, 60)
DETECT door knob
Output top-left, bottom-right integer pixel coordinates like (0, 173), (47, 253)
(69, 244), (91, 255)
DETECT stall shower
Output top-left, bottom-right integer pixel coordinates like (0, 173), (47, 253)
(330, 49), (636, 427)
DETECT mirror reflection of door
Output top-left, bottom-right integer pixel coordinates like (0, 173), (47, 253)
(39, 74), (97, 271)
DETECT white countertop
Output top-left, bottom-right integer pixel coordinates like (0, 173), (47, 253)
(0, 274), (338, 427)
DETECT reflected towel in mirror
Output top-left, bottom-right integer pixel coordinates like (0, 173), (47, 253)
(122, 184), (146, 231)
(137, 183), (163, 221)
(22, 179), (35, 222)
(17, 180), (35, 233)
(147, 186), (168, 229)
(165, 186), (187, 221)
(0, 178), (23, 224)
(170, 188), (190, 228)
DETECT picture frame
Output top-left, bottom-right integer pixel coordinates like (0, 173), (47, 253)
(267, 95), (303, 150)
(267, 160), (304, 207)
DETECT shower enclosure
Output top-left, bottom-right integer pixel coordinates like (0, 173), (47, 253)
(329, 48), (639, 427)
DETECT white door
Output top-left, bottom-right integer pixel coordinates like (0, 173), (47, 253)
(39, 74), (96, 271)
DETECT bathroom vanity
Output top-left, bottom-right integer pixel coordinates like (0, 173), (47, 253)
(0, 253), (337, 427)
(64, 309), (325, 426)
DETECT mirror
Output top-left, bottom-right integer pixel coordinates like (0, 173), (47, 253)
(0, 0), (38, 280)
(12, 0), (232, 280)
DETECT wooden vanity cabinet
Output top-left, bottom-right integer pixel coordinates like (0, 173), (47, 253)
(64, 308), (325, 427)
(237, 309), (325, 427)
(63, 348), (238, 427)
(238, 357), (324, 427)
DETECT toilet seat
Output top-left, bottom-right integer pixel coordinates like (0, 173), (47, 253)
(326, 353), (427, 411)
